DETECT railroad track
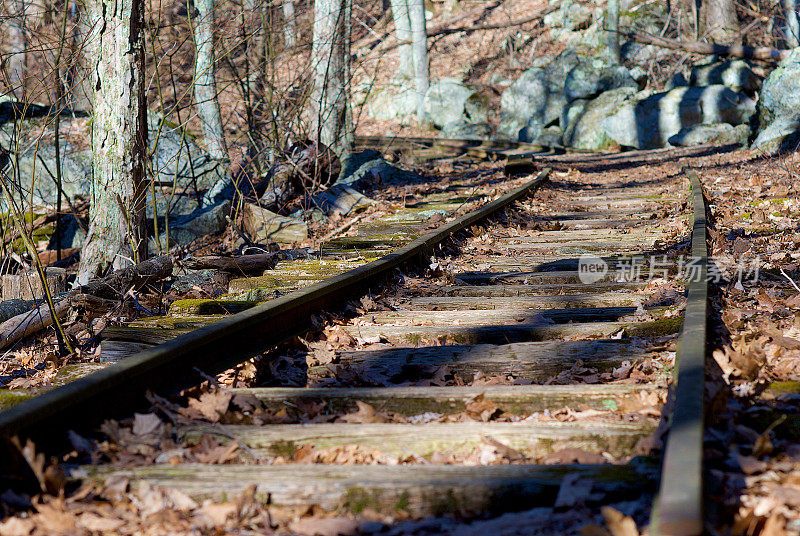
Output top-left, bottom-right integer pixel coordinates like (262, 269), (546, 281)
(0, 141), (712, 535)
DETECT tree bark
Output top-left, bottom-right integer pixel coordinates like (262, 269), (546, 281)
(782, 0), (799, 48)
(283, 0), (296, 48)
(700, 0), (740, 44)
(79, 0), (148, 283)
(191, 0), (228, 160)
(390, 0), (414, 79)
(408, 0), (428, 119)
(7, 0), (30, 99)
(310, 0), (353, 156)
(606, 0), (621, 63)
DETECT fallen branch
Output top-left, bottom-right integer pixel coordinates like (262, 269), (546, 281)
(374, 5), (556, 55)
(182, 250), (312, 274)
(0, 255), (173, 350)
(625, 30), (788, 61)
(182, 254), (279, 274)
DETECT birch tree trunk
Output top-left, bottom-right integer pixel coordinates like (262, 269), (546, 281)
(310, 0), (352, 156)
(283, 0), (296, 48)
(782, 0), (799, 48)
(700, 0), (740, 44)
(79, 0), (148, 283)
(390, 0), (413, 79)
(7, 0), (30, 99)
(408, 0), (428, 119)
(191, 0), (228, 160)
(606, 0), (621, 63)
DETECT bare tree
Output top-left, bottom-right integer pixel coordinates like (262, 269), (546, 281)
(782, 0), (799, 48)
(606, 0), (621, 63)
(6, 0), (31, 99)
(190, 0), (228, 160)
(390, 0), (413, 78)
(390, 0), (428, 119)
(283, 0), (296, 48)
(408, 0), (428, 119)
(79, 0), (148, 282)
(700, 0), (740, 44)
(310, 0), (352, 155)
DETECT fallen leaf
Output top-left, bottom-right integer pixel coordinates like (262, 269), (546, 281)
(0, 517), (34, 536)
(337, 401), (389, 423)
(288, 516), (360, 536)
(76, 512), (125, 532)
(187, 390), (232, 422)
(601, 506), (638, 536)
(465, 393), (502, 422)
(132, 413), (163, 436)
(197, 500), (238, 526)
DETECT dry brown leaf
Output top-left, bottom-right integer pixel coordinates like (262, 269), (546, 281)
(31, 502), (79, 535)
(737, 454), (767, 475)
(540, 448), (607, 465)
(187, 390), (232, 422)
(601, 506), (638, 536)
(761, 513), (786, 536)
(336, 401), (389, 423)
(132, 413), (163, 436)
(76, 512), (125, 532)
(288, 516), (360, 536)
(465, 393), (502, 421)
(197, 500), (238, 526)
(0, 517), (35, 536)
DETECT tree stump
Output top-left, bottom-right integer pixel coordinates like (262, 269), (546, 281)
(1, 268), (67, 301)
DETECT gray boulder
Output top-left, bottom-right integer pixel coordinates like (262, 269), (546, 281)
(563, 87), (638, 151)
(338, 150), (420, 188)
(689, 60), (761, 93)
(147, 113), (228, 218)
(753, 48), (800, 153)
(752, 117), (800, 154)
(565, 61), (637, 101)
(364, 82), (418, 122)
(498, 51), (579, 141)
(667, 123), (750, 147)
(440, 121), (492, 140)
(1, 141), (92, 211)
(603, 85), (756, 150)
(150, 199), (231, 253)
(423, 79), (487, 128)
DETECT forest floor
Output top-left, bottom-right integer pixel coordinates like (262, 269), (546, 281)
(2, 146), (800, 535)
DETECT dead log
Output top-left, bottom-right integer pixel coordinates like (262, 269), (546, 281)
(78, 255), (173, 300)
(0, 255), (173, 350)
(183, 250), (312, 274)
(625, 30), (788, 61)
(182, 254), (279, 274)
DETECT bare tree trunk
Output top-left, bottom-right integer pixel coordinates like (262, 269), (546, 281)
(390, 0), (413, 79)
(191, 0), (228, 160)
(310, 0), (352, 156)
(408, 0), (428, 119)
(283, 0), (296, 48)
(782, 0), (799, 48)
(606, 0), (621, 63)
(700, 0), (740, 44)
(79, 0), (148, 283)
(7, 0), (31, 99)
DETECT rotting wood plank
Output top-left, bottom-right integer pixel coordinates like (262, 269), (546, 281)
(179, 420), (655, 459)
(234, 384), (664, 415)
(438, 282), (648, 296)
(355, 306), (656, 325)
(342, 317), (683, 345)
(407, 292), (645, 309)
(316, 339), (670, 381)
(83, 462), (657, 516)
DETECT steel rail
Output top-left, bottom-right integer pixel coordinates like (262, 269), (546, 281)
(0, 169), (550, 452)
(652, 170), (708, 535)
